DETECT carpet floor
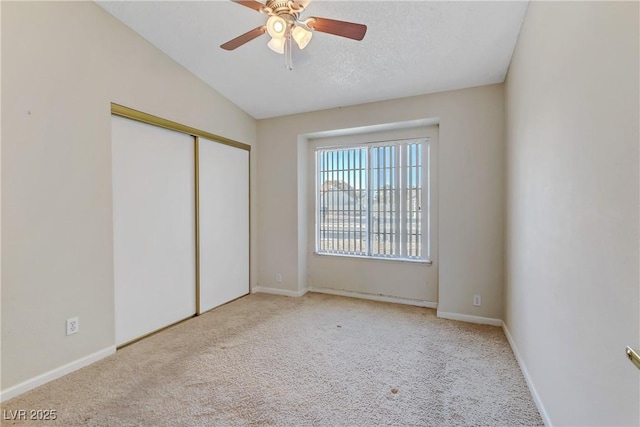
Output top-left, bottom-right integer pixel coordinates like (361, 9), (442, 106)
(1, 293), (542, 426)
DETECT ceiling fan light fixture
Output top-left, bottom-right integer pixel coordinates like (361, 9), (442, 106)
(267, 36), (285, 54)
(292, 25), (312, 49)
(266, 15), (287, 38)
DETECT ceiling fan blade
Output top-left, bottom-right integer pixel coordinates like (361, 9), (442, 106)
(232, 0), (266, 13)
(306, 17), (367, 41)
(220, 26), (267, 50)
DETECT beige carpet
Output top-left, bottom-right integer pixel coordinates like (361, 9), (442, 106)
(1, 293), (542, 426)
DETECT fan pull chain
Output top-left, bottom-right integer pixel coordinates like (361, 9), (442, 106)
(284, 29), (293, 71)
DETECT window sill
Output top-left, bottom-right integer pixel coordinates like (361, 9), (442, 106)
(313, 252), (433, 265)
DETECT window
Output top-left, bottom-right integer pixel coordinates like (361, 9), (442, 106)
(316, 138), (429, 261)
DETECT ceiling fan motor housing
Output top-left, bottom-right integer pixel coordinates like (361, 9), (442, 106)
(266, 0), (300, 19)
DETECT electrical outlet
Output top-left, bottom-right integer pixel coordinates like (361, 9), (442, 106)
(276, 273), (282, 283)
(473, 295), (482, 307)
(66, 317), (79, 336)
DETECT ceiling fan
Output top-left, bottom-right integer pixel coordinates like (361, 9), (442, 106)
(220, 0), (367, 69)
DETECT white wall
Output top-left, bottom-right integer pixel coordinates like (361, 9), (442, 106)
(504, 1), (639, 425)
(1, 1), (257, 393)
(257, 84), (505, 320)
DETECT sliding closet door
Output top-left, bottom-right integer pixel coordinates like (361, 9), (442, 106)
(198, 138), (249, 313)
(112, 115), (196, 346)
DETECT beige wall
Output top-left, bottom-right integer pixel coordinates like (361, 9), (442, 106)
(504, 1), (639, 425)
(1, 1), (257, 391)
(257, 84), (505, 319)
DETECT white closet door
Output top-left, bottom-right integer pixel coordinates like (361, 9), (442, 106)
(199, 138), (249, 313)
(112, 115), (196, 346)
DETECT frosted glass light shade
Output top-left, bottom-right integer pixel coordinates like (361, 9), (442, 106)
(292, 26), (313, 49)
(266, 16), (287, 38)
(268, 36), (285, 54)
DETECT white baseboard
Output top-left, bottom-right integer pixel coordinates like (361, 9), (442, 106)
(502, 323), (552, 427)
(0, 345), (116, 402)
(309, 286), (438, 308)
(251, 286), (309, 298)
(436, 311), (503, 327)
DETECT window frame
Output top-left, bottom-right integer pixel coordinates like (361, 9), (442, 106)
(314, 137), (431, 263)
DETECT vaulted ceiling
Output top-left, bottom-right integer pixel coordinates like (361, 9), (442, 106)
(97, 1), (529, 119)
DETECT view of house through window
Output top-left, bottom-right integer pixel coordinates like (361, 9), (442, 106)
(316, 138), (429, 261)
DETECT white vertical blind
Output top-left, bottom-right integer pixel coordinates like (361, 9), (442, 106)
(316, 139), (428, 260)
(198, 138), (249, 313)
(111, 115), (196, 346)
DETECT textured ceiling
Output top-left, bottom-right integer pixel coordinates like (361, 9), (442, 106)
(97, 1), (528, 119)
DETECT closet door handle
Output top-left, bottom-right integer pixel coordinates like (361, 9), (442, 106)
(626, 346), (640, 370)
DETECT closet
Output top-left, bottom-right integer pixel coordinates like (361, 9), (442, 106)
(111, 106), (250, 347)
(198, 138), (249, 313)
